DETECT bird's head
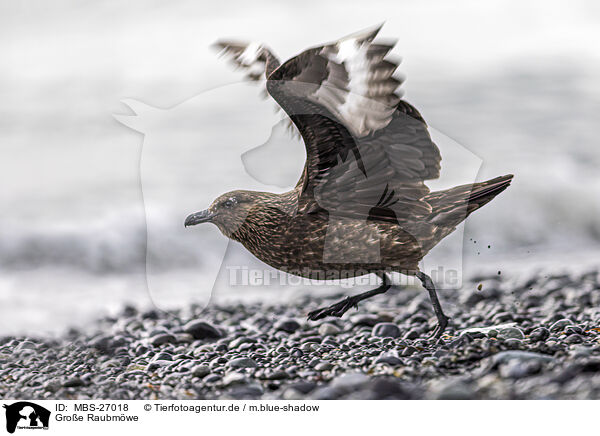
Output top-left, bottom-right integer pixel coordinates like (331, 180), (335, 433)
(184, 190), (258, 238)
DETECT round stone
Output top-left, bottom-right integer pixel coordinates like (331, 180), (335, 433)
(62, 377), (84, 388)
(274, 319), (301, 333)
(318, 323), (341, 336)
(191, 364), (211, 378)
(497, 327), (525, 340)
(183, 321), (223, 340)
(565, 334), (584, 344)
(314, 362), (334, 371)
(401, 346), (417, 357)
(150, 333), (177, 347)
(372, 323), (401, 338)
(375, 353), (403, 366)
(228, 357), (258, 369)
(549, 319), (572, 332)
(529, 327), (550, 342)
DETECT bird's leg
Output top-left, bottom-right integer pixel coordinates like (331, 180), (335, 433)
(416, 271), (450, 340)
(307, 273), (391, 321)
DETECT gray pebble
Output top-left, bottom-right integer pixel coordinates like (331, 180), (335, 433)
(529, 327), (550, 341)
(565, 334), (584, 344)
(403, 329), (420, 340)
(550, 319), (572, 332)
(504, 338), (523, 349)
(229, 337), (257, 349)
(262, 370), (289, 380)
(151, 352), (173, 362)
(62, 377), (85, 388)
(350, 314), (380, 327)
(375, 353), (403, 366)
(222, 372), (248, 387)
(401, 346), (417, 357)
(372, 322), (401, 338)
(497, 327), (525, 340)
(228, 357), (258, 369)
(191, 364), (211, 378)
(274, 319), (301, 333)
(203, 374), (222, 384)
(565, 326), (583, 335)
(184, 321), (223, 340)
(314, 362), (334, 371)
(318, 323), (341, 336)
(150, 333), (177, 346)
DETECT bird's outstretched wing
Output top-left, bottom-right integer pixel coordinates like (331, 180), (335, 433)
(215, 25), (442, 224)
(262, 25), (441, 222)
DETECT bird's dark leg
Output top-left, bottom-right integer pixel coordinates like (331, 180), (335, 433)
(307, 273), (391, 321)
(416, 271), (450, 340)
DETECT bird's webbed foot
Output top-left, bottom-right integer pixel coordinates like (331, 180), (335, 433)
(428, 314), (450, 342)
(307, 296), (359, 320)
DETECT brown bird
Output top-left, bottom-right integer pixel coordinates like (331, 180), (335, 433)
(185, 25), (513, 339)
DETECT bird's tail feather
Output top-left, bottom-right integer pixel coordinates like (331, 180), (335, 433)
(466, 174), (514, 211)
(427, 174), (514, 228)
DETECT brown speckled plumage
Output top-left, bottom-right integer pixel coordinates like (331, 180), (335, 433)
(187, 26), (513, 339)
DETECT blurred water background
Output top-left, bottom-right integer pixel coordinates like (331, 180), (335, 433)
(1, 0), (600, 334)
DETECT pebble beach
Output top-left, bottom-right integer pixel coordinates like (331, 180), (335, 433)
(2, 270), (600, 400)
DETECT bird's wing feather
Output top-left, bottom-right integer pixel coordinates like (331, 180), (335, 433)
(312, 108), (440, 221)
(213, 40), (280, 81)
(213, 40), (301, 135)
(267, 24), (401, 138)
(262, 26), (441, 222)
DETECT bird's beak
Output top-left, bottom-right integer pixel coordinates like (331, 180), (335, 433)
(184, 209), (214, 227)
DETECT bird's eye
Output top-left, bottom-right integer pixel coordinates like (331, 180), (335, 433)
(223, 198), (236, 208)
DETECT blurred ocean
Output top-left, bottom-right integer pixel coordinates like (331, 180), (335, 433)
(1, 0), (600, 334)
